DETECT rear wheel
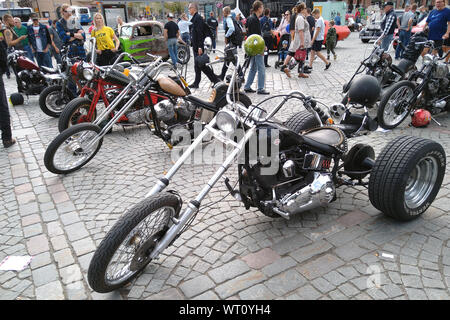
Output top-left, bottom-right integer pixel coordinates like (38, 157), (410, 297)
(58, 97), (96, 133)
(177, 44), (190, 65)
(39, 85), (75, 118)
(88, 193), (180, 293)
(368, 135), (446, 221)
(284, 110), (321, 133)
(44, 123), (103, 174)
(377, 80), (415, 129)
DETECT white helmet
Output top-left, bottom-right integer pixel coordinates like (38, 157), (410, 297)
(204, 37), (212, 53)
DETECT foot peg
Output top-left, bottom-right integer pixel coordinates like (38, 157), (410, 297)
(224, 176), (242, 201)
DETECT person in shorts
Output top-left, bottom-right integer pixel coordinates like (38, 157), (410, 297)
(307, 8), (331, 71)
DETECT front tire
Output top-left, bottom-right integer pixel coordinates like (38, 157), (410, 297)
(39, 85), (75, 118)
(88, 193), (180, 293)
(44, 123), (103, 174)
(368, 136), (446, 221)
(58, 97), (95, 133)
(377, 80), (415, 129)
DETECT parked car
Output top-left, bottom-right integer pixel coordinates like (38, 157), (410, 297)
(119, 21), (190, 64)
(359, 12), (383, 43)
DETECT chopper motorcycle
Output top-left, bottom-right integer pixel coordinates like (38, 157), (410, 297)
(43, 45), (252, 175)
(377, 47), (450, 130)
(7, 48), (63, 100)
(87, 53), (445, 293)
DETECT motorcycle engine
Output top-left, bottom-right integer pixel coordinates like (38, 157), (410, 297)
(175, 98), (195, 120)
(433, 62), (449, 79)
(18, 70), (44, 94)
(427, 79), (441, 95)
(154, 100), (176, 123)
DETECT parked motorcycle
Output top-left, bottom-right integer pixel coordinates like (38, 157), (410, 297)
(43, 45), (252, 174)
(7, 48), (62, 99)
(38, 44), (84, 117)
(342, 33), (427, 104)
(377, 48), (450, 129)
(87, 60), (445, 293)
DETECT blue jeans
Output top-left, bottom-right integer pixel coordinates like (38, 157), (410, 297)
(35, 51), (53, 68)
(167, 38), (178, 67)
(380, 34), (394, 52)
(181, 32), (190, 46)
(395, 29), (411, 59)
(244, 54), (265, 92)
(23, 45), (35, 62)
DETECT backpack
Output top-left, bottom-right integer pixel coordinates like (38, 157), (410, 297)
(226, 18), (244, 46)
(262, 18), (272, 38)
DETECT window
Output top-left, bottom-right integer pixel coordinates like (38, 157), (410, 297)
(138, 25), (152, 36)
(121, 25), (133, 37)
(152, 25), (162, 35)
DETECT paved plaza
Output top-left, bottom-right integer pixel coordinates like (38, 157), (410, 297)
(1, 32), (450, 300)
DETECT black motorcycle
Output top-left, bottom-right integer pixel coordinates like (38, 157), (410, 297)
(377, 46), (449, 129)
(87, 65), (445, 293)
(38, 44), (84, 117)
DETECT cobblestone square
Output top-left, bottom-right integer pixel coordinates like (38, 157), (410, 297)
(1, 32), (449, 300)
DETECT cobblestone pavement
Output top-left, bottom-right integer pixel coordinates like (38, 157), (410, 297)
(1, 32), (450, 300)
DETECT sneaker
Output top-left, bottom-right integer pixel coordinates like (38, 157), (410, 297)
(284, 67), (291, 78)
(2, 138), (16, 148)
(244, 88), (256, 93)
(303, 68), (311, 74)
(325, 62), (331, 70)
(257, 90), (270, 95)
(298, 73), (309, 78)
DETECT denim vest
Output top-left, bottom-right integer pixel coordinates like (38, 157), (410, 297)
(27, 24), (50, 52)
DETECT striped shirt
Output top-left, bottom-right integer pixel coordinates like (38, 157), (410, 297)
(381, 9), (396, 36)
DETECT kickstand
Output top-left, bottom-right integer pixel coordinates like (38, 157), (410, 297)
(431, 115), (441, 126)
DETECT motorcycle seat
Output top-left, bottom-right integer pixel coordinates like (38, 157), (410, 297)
(41, 66), (59, 74)
(302, 126), (347, 155)
(185, 95), (219, 113)
(390, 59), (415, 76)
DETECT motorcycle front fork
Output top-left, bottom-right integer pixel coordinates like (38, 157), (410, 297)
(145, 118), (256, 260)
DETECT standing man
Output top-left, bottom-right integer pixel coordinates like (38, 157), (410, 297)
(164, 13), (180, 68)
(178, 13), (192, 46)
(260, 8), (274, 67)
(48, 20), (63, 65)
(27, 13), (53, 68)
(395, 4), (415, 60)
(206, 11), (218, 53)
(188, 2), (217, 88)
(307, 8), (331, 71)
(13, 17), (34, 61)
(56, 4), (86, 60)
(376, 2), (396, 52)
(3, 14), (27, 50)
(244, 1), (269, 95)
(0, 33), (15, 149)
(424, 0), (450, 58)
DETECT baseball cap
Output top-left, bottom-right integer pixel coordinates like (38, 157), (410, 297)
(382, 1), (394, 7)
(30, 13), (39, 20)
(167, 13), (174, 18)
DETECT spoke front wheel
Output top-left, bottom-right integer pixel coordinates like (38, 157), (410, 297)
(377, 81), (415, 129)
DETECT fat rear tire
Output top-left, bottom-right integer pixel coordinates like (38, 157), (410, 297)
(368, 135), (446, 221)
(88, 193), (180, 293)
(284, 110), (321, 133)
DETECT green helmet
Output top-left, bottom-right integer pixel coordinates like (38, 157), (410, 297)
(244, 34), (265, 57)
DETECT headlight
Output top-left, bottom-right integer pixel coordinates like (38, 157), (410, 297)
(82, 68), (94, 80)
(216, 109), (238, 134)
(423, 54), (433, 66)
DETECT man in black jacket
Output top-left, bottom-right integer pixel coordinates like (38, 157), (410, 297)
(243, 1), (269, 95)
(188, 2), (218, 88)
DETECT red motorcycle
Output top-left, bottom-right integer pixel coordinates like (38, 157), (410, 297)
(7, 48), (64, 103)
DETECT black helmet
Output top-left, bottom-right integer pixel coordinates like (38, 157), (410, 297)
(348, 75), (380, 106)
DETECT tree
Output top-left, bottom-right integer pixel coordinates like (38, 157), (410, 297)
(18, 0), (33, 8)
(164, 2), (186, 15)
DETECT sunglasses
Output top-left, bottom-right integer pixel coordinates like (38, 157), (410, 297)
(64, 10), (75, 14)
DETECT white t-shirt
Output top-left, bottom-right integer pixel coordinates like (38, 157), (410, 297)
(314, 17), (325, 41)
(33, 26), (43, 52)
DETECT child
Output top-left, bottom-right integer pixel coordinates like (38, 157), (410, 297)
(275, 40), (289, 69)
(326, 20), (337, 61)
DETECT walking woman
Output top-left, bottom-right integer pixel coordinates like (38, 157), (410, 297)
(91, 13), (120, 66)
(280, 2), (311, 78)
